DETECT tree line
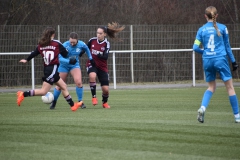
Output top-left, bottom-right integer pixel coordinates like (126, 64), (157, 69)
(0, 0), (239, 29)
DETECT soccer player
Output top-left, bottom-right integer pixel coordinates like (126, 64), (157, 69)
(83, 22), (125, 108)
(17, 27), (82, 111)
(50, 32), (94, 110)
(193, 6), (240, 123)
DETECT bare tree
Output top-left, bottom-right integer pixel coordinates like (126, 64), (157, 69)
(0, 0), (240, 26)
(233, 0), (239, 23)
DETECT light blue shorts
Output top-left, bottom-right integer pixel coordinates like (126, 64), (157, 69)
(58, 63), (80, 73)
(203, 56), (232, 82)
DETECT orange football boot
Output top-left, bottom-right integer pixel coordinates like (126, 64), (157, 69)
(92, 97), (98, 106)
(102, 102), (110, 109)
(17, 91), (24, 106)
(71, 101), (83, 111)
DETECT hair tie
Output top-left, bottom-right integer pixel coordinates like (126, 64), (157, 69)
(104, 26), (108, 32)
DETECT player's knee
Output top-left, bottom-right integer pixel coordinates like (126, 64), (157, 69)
(75, 81), (83, 87)
(55, 86), (61, 91)
(103, 90), (109, 95)
(208, 87), (216, 93)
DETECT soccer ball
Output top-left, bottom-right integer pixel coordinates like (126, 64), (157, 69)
(41, 92), (54, 104)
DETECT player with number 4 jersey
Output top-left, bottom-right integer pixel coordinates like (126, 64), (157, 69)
(193, 6), (240, 123)
(193, 16), (235, 62)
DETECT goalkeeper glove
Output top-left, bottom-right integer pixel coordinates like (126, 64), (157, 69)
(69, 57), (77, 65)
(90, 59), (95, 67)
(232, 62), (238, 71)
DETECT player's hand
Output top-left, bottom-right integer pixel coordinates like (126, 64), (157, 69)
(90, 59), (95, 67)
(79, 51), (85, 57)
(69, 57), (77, 65)
(19, 59), (27, 63)
(232, 62), (238, 71)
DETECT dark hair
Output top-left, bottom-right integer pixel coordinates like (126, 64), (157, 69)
(38, 27), (55, 47)
(99, 22), (125, 40)
(69, 32), (78, 40)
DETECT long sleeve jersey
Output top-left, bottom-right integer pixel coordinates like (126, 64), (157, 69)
(59, 40), (92, 65)
(193, 22), (235, 62)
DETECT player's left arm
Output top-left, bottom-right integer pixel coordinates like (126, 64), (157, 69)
(193, 40), (203, 54)
(193, 29), (203, 54)
(59, 43), (68, 58)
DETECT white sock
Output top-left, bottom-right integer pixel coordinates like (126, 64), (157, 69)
(234, 114), (239, 118)
(200, 106), (206, 112)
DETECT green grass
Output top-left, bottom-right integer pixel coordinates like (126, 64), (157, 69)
(1, 87), (240, 160)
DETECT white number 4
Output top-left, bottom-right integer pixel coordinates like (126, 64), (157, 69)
(207, 34), (215, 52)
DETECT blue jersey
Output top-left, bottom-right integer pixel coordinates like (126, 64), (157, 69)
(59, 40), (92, 65)
(193, 22), (235, 63)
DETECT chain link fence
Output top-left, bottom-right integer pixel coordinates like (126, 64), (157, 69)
(0, 25), (239, 87)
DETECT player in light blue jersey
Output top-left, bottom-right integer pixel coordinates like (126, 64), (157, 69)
(50, 32), (95, 109)
(193, 6), (239, 123)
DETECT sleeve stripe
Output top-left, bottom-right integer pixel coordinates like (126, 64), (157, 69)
(194, 39), (201, 45)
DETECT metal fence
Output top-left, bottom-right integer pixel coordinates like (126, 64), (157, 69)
(0, 25), (240, 87)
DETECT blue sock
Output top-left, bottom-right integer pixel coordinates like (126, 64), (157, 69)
(76, 86), (83, 101)
(201, 90), (213, 108)
(229, 95), (239, 115)
(53, 88), (61, 101)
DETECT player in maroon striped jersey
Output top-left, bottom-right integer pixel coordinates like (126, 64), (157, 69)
(84, 22), (125, 108)
(17, 27), (82, 111)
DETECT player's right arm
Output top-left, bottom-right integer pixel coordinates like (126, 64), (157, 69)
(59, 43), (77, 65)
(20, 47), (40, 63)
(222, 26), (235, 63)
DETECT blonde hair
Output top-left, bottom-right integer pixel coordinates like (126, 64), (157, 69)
(205, 6), (221, 36)
(99, 22), (125, 40)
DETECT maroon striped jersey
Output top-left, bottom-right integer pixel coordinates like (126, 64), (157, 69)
(86, 37), (110, 72)
(27, 40), (68, 66)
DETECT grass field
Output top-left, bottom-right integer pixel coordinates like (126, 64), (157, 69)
(1, 86), (240, 160)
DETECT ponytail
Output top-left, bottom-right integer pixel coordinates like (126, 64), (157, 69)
(211, 12), (221, 36)
(99, 22), (125, 40)
(205, 6), (221, 37)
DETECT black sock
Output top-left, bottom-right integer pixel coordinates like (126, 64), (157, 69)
(90, 82), (96, 98)
(102, 94), (109, 103)
(65, 95), (74, 107)
(23, 90), (35, 97)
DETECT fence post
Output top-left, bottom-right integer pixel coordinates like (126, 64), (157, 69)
(113, 52), (116, 89)
(58, 25), (60, 41)
(192, 51), (196, 87)
(130, 25), (134, 83)
(31, 58), (35, 90)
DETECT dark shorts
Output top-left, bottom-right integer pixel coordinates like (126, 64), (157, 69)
(42, 65), (60, 85)
(87, 66), (109, 86)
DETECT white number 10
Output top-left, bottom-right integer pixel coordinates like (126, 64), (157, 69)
(43, 51), (54, 65)
(207, 34), (215, 52)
